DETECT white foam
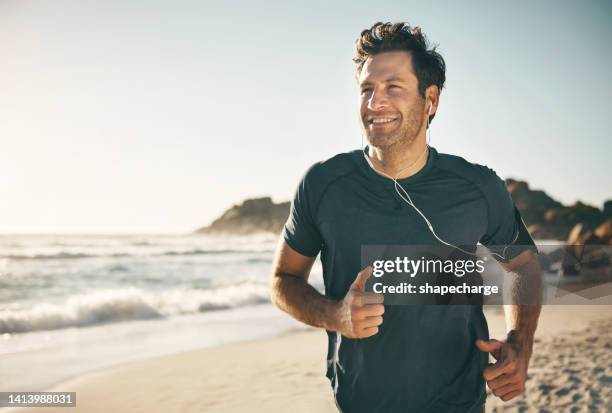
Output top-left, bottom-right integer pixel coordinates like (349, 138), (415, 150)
(0, 283), (271, 334)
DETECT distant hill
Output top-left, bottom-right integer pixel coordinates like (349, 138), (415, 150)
(195, 181), (611, 241)
(194, 197), (290, 235)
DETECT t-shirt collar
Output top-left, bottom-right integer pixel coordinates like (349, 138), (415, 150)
(357, 144), (438, 187)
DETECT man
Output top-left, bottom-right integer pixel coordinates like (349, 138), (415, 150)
(270, 22), (542, 413)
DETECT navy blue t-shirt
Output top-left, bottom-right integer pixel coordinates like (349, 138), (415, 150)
(282, 146), (537, 413)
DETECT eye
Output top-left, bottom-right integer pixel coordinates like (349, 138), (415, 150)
(360, 87), (372, 94)
(389, 85), (402, 90)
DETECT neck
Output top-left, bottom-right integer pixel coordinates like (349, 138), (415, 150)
(367, 138), (429, 180)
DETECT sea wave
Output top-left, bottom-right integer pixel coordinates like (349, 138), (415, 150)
(0, 283), (271, 334)
(159, 249), (258, 256)
(1, 249), (273, 261)
(2, 252), (128, 260)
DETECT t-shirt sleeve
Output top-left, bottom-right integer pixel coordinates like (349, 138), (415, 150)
(282, 164), (323, 257)
(479, 170), (539, 262)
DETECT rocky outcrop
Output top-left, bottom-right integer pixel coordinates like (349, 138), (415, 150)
(194, 197), (290, 235)
(506, 179), (563, 226)
(508, 180), (612, 277)
(506, 179), (611, 240)
(195, 180), (611, 239)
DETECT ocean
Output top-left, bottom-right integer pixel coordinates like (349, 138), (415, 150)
(0, 233), (323, 391)
(0, 234), (579, 393)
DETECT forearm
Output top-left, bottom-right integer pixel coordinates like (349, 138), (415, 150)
(271, 272), (340, 331)
(503, 253), (543, 356)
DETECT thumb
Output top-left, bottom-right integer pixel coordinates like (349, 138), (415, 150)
(351, 266), (373, 292)
(476, 338), (504, 355)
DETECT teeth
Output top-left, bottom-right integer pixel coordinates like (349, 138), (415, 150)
(371, 118), (396, 124)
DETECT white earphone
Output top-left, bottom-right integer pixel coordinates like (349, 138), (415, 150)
(362, 100), (515, 261)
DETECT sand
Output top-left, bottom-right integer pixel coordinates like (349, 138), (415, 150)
(486, 314), (612, 412)
(6, 305), (611, 413)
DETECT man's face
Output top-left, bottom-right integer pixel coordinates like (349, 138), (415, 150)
(358, 51), (427, 148)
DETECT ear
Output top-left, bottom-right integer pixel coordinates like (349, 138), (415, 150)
(425, 85), (440, 115)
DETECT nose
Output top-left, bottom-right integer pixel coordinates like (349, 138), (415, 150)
(367, 87), (389, 111)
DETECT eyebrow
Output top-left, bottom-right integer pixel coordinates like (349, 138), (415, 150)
(360, 76), (408, 87)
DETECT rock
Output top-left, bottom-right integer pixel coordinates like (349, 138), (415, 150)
(594, 218), (612, 245)
(506, 179), (562, 228)
(551, 202), (606, 231)
(566, 224), (597, 246)
(505, 179), (610, 240)
(194, 197), (290, 235)
(562, 223), (611, 276)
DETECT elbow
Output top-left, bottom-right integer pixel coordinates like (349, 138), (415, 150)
(501, 250), (541, 273)
(269, 271), (284, 309)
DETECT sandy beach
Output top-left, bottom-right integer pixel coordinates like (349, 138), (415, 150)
(4, 305), (610, 413)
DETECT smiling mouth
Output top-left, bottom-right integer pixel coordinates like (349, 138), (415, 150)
(367, 117), (399, 127)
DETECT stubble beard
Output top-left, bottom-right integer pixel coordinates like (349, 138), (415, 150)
(363, 106), (425, 152)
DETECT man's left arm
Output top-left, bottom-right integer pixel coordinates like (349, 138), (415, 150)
(476, 249), (543, 401)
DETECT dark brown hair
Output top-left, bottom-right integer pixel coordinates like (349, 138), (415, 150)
(354, 22), (446, 122)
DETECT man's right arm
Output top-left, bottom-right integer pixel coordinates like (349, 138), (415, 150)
(270, 238), (341, 331)
(270, 238), (384, 338)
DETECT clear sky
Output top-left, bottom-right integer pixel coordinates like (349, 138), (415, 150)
(1, 0), (610, 233)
